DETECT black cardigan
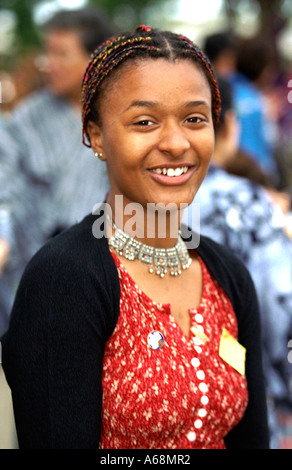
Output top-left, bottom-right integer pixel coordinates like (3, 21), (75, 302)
(1, 213), (269, 449)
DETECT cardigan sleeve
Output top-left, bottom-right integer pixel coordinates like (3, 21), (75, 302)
(224, 269), (270, 448)
(1, 231), (120, 449)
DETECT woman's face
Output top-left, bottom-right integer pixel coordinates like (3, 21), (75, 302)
(88, 58), (215, 212)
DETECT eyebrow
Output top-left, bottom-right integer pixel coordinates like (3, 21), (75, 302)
(124, 99), (210, 112)
(185, 100), (210, 108)
(124, 100), (157, 112)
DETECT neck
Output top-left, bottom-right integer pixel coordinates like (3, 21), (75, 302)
(107, 196), (183, 249)
(106, 208), (192, 278)
(68, 94), (82, 112)
(211, 147), (226, 167)
(55, 90), (82, 112)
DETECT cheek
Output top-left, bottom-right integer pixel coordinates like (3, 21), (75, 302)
(197, 130), (215, 162)
(103, 137), (134, 184)
(103, 128), (143, 170)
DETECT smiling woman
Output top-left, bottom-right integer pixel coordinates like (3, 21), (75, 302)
(87, 59), (214, 214)
(1, 25), (270, 449)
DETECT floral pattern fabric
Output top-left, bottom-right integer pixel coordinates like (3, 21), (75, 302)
(100, 251), (248, 449)
(183, 165), (292, 403)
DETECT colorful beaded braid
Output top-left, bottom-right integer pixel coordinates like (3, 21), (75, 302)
(179, 34), (221, 125)
(81, 26), (221, 147)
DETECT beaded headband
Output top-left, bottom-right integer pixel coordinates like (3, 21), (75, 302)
(81, 25), (221, 147)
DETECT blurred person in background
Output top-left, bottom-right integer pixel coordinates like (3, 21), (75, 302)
(204, 32), (280, 185)
(7, 50), (47, 111)
(0, 6), (114, 336)
(183, 78), (292, 448)
(233, 35), (280, 183)
(203, 31), (237, 80)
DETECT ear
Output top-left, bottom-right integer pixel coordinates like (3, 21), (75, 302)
(87, 120), (106, 160)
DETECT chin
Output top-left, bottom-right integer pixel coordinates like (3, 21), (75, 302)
(147, 196), (193, 213)
(47, 83), (61, 94)
(48, 83), (68, 97)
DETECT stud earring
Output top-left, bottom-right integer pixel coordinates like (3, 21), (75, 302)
(94, 152), (103, 160)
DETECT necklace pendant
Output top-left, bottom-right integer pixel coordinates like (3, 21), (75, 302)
(138, 245), (154, 265)
(156, 267), (167, 278)
(106, 213), (192, 278)
(122, 237), (140, 261)
(108, 226), (128, 252)
(153, 249), (168, 278)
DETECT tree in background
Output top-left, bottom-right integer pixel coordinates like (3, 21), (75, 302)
(89, 0), (170, 28)
(1, 0), (41, 52)
(2, 0), (291, 53)
(225, 0), (289, 39)
(0, 0), (171, 57)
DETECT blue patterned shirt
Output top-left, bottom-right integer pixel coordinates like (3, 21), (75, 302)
(183, 164), (292, 402)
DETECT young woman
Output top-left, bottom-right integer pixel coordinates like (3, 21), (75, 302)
(1, 26), (269, 449)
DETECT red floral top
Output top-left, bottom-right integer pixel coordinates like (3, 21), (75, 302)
(100, 252), (248, 449)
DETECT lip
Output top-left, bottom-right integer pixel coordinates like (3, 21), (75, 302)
(147, 165), (196, 186)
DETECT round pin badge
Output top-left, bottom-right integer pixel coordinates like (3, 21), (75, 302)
(147, 331), (165, 350)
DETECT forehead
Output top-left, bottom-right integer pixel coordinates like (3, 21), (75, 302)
(100, 58), (212, 110)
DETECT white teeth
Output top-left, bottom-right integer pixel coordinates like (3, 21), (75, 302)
(152, 167), (188, 177)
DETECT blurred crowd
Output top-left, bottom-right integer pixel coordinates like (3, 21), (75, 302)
(194, 30), (292, 449)
(0, 5), (292, 449)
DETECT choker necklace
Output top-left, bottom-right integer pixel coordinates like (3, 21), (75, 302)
(106, 214), (192, 278)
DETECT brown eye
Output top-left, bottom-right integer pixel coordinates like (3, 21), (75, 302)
(187, 117), (204, 123)
(135, 120), (153, 126)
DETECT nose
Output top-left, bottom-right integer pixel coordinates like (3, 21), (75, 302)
(157, 122), (191, 157)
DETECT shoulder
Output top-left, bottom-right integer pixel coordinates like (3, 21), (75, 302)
(182, 228), (258, 323)
(231, 73), (260, 98)
(0, 91), (53, 140)
(182, 223), (246, 271)
(196, 233), (251, 284)
(22, 213), (120, 301)
(5, 213), (120, 350)
(10, 90), (54, 117)
(195, 166), (257, 205)
(197, 168), (276, 230)
(5, 90), (69, 130)
(202, 165), (257, 194)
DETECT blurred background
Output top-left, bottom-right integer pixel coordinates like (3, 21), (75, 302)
(0, 0), (291, 107)
(0, 0), (291, 185)
(0, 0), (292, 450)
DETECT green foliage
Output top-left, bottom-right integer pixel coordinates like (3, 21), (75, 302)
(89, 0), (167, 15)
(1, 0), (288, 53)
(88, 0), (171, 29)
(3, 0), (41, 51)
(1, 0), (170, 55)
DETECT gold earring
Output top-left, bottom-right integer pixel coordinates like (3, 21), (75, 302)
(94, 152), (103, 160)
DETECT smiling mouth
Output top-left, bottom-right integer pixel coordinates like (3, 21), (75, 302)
(150, 166), (189, 177)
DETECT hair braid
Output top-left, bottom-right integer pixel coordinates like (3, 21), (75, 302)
(81, 26), (221, 147)
(178, 34), (221, 126)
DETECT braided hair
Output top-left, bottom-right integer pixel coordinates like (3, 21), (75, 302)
(81, 25), (221, 147)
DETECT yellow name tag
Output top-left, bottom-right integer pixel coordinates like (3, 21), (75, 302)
(219, 328), (246, 375)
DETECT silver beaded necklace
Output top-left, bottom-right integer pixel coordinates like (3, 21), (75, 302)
(106, 214), (192, 278)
